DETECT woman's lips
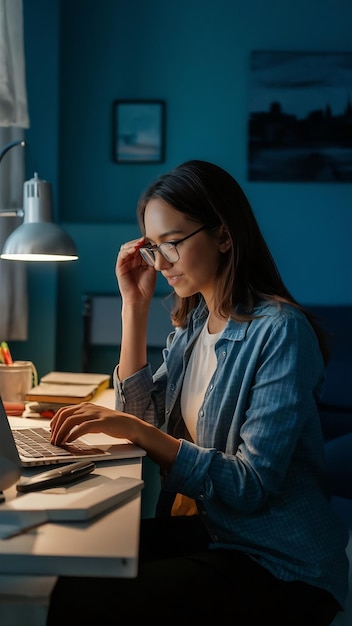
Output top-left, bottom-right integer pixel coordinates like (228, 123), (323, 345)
(164, 273), (182, 286)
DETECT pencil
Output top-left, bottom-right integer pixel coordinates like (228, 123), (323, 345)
(0, 342), (13, 365)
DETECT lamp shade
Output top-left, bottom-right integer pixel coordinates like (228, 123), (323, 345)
(0, 173), (78, 261)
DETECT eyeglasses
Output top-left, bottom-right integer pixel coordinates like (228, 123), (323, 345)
(139, 225), (209, 267)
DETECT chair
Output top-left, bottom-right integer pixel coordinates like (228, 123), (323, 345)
(81, 292), (172, 519)
(306, 306), (352, 625)
(330, 528), (352, 625)
(81, 292), (173, 373)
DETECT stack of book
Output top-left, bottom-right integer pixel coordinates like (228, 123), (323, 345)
(24, 371), (111, 418)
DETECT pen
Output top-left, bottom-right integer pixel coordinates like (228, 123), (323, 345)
(0, 342), (13, 365)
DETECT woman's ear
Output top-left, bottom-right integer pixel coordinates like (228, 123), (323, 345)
(217, 225), (232, 253)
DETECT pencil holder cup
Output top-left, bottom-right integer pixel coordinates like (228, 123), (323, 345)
(0, 361), (38, 402)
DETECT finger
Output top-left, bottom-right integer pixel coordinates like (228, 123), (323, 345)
(50, 405), (76, 435)
(50, 402), (82, 429)
(50, 404), (94, 442)
(55, 419), (103, 445)
(119, 237), (145, 255)
(116, 246), (149, 276)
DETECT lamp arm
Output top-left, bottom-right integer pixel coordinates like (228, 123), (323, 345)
(0, 140), (26, 165)
(0, 208), (24, 218)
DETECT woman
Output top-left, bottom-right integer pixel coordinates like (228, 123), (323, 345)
(48, 160), (348, 625)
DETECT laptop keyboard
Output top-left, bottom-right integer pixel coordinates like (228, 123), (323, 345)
(13, 427), (93, 458)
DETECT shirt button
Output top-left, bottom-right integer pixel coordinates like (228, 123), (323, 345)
(199, 410), (204, 417)
(221, 351), (226, 357)
(209, 384), (213, 391)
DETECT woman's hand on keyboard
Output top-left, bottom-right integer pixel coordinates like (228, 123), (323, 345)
(50, 402), (180, 470)
(50, 402), (139, 445)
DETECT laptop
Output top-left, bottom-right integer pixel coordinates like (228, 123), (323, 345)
(0, 396), (146, 483)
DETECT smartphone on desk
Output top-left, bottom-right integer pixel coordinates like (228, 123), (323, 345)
(16, 460), (96, 493)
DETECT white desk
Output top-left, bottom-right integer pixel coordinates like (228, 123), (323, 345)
(0, 388), (145, 626)
(0, 456), (143, 578)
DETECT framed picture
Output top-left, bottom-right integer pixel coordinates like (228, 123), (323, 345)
(113, 99), (165, 163)
(248, 51), (352, 181)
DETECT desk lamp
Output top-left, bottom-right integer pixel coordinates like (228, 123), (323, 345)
(0, 140), (78, 262)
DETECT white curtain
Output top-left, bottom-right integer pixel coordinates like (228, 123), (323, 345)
(0, 0), (29, 128)
(0, 0), (29, 340)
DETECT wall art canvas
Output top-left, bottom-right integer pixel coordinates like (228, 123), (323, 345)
(248, 51), (352, 182)
(113, 100), (165, 163)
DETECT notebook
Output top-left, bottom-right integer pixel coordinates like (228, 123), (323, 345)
(0, 474), (144, 536)
(25, 371), (111, 404)
(0, 395), (146, 480)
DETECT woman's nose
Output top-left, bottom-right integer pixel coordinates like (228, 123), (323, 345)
(153, 251), (172, 271)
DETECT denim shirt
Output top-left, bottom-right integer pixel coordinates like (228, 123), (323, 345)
(114, 299), (349, 608)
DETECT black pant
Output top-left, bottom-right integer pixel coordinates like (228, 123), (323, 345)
(46, 515), (339, 626)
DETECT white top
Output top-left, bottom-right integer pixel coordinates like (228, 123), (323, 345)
(181, 319), (223, 441)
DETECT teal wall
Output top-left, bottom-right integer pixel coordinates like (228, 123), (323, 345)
(13, 0), (352, 377)
(9, 0), (352, 519)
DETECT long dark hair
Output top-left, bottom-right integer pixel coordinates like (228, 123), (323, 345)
(137, 160), (329, 364)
